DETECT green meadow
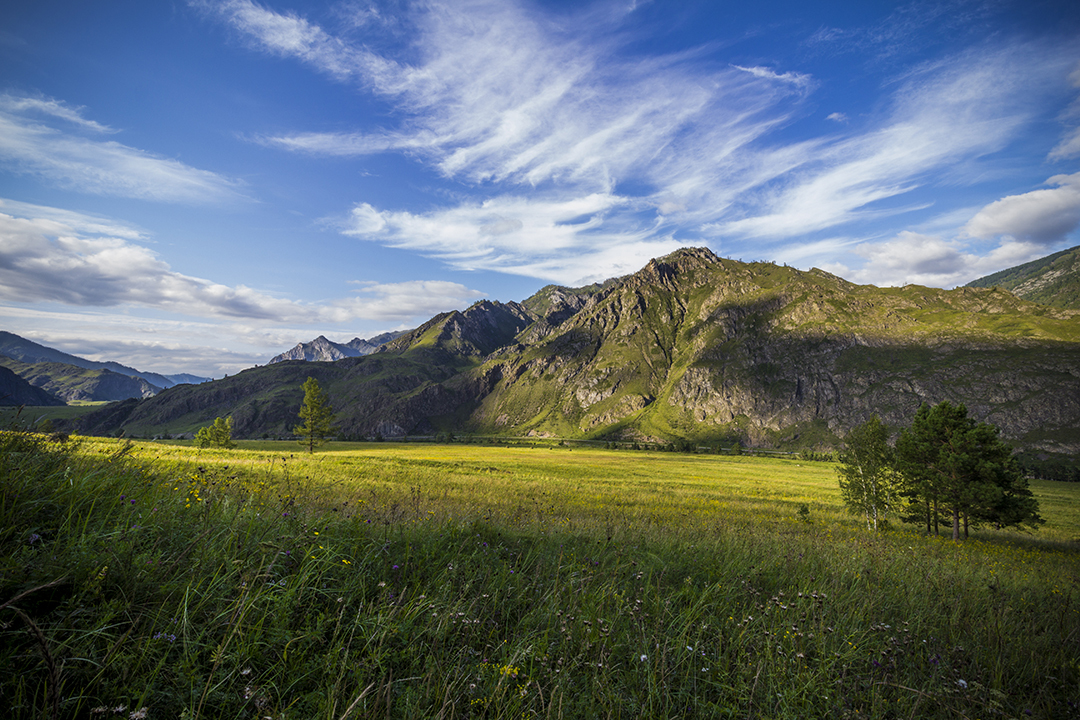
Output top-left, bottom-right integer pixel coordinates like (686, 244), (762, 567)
(2, 434), (1078, 719)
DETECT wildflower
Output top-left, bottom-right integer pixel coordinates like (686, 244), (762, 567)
(640, 654), (648, 662)
(28, 533), (41, 545)
(957, 679), (968, 689)
(129, 709), (148, 719)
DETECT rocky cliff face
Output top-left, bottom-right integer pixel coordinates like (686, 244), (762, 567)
(69, 249), (1080, 454)
(469, 248), (1080, 452)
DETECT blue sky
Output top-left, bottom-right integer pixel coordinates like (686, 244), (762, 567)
(1, 0), (1078, 377)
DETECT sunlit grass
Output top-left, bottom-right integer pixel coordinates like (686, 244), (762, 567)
(3, 434), (1078, 719)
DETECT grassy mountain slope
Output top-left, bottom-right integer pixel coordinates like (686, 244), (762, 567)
(0, 357), (161, 403)
(67, 250), (1080, 453)
(966, 245), (1080, 309)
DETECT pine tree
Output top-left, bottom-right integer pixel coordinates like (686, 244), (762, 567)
(895, 401), (1041, 539)
(294, 377), (335, 453)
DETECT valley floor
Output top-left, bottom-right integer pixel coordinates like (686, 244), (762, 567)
(2, 436), (1078, 718)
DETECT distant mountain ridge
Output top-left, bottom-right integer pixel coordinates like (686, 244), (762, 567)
(0, 357), (160, 403)
(268, 332), (406, 363)
(966, 245), (1080, 309)
(67, 248), (1080, 455)
(0, 331), (211, 404)
(0, 332), (210, 389)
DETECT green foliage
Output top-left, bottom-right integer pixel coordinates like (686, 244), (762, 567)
(193, 416), (234, 449)
(836, 416), (901, 530)
(293, 376), (335, 453)
(896, 402), (1042, 540)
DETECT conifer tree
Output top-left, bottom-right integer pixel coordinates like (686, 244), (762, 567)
(294, 376), (335, 453)
(895, 401), (1041, 539)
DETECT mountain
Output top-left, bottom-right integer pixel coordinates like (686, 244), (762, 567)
(268, 331), (406, 363)
(0, 332), (210, 389)
(0, 366), (65, 406)
(966, 245), (1080, 309)
(65, 249), (1080, 454)
(0, 357), (161, 403)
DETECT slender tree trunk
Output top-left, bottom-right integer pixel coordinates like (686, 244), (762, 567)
(933, 499), (940, 536)
(963, 511), (969, 539)
(952, 507), (960, 541)
(925, 498), (931, 535)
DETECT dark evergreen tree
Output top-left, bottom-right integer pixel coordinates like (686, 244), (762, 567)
(895, 401), (1041, 539)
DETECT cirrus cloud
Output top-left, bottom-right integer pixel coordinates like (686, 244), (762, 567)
(0, 92), (247, 204)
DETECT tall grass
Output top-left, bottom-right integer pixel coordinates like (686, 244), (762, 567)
(2, 434), (1078, 719)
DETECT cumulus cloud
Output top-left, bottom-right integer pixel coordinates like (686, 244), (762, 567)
(964, 173), (1080, 245)
(0, 202), (484, 323)
(0, 92), (246, 203)
(835, 231), (1051, 287)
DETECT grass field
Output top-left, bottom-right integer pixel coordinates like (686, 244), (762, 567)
(2, 434), (1078, 719)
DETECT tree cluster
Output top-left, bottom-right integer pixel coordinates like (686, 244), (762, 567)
(194, 416), (235, 449)
(837, 402), (1042, 539)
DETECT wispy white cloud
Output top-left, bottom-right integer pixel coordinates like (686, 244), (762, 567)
(0, 93), (246, 203)
(731, 64), (814, 91)
(203, 0), (1078, 286)
(342, 192), (687, 284)
(0, 93), (116, 133)
(217, 0), (803, 191)
(0, 202), (484, 323)
(0, 197), (147, 240)
(719, 42), (1063, 239)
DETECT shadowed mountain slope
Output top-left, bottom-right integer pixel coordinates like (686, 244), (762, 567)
(0, 366), (65, 406)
